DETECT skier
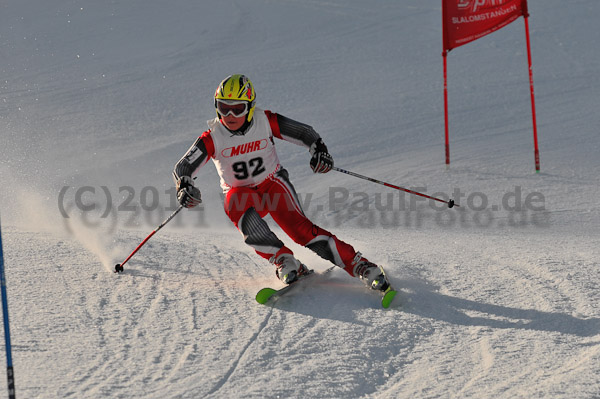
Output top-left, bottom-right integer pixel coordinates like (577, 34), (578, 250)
(173, 74), (390, 292)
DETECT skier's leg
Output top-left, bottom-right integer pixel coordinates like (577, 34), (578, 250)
(266, 170), (355, 270)
(267, 170), (391, 290)
(296, 223), (390, 290)
(225, 186), (286, 260)
(237, 207), (286, 260)
(224, 186), (306, 283)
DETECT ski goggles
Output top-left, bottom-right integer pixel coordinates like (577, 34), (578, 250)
(216, 100), (250, 117)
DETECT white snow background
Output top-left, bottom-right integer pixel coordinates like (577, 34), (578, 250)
(1, 0), (600, 398)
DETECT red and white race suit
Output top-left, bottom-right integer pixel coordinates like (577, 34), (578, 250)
(174, 108), (361, 276)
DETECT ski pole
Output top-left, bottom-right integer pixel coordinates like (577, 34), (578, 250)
(332, 167), (457, 208)
(0, 220), (16, 399)
(114, 204), (184, 273)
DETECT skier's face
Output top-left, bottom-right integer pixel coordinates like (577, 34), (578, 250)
(221, 113), (246, 131)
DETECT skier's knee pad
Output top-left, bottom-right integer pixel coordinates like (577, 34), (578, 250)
(306, 235), (343, 266)
(239, 208), (283, 250)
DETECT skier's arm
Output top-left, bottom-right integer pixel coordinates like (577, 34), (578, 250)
(173, 133), (214, 207)
(173, 134), (214, 182)
(266, 111), (333, 173)
(266, 111), (321, 148)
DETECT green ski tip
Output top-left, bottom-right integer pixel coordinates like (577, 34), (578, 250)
(381, 289), (398, 309)
(256, 288), (278, 304)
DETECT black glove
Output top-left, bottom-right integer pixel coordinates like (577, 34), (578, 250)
(176, 176), (202, 208)
(309, 138), (333, 173)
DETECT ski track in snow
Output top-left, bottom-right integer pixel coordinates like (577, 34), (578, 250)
(2, 0), (600, 397)
(6, 227), (599, 398)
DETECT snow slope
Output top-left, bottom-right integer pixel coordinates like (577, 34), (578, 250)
(1, 0), (600, 398)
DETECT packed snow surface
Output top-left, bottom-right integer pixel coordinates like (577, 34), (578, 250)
(1, 1), (599, 398)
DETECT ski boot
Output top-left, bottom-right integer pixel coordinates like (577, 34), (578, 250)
(273, 253), (309, 284)
(352, 253), (391, 292)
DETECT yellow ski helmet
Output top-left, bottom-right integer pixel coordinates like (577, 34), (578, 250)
(214, 74), (256, 123)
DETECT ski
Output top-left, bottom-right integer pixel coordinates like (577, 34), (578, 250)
(378, 266), (398, 309)
(256, 265), (398, 308)
(255, 269), (317, 304)
(381, 287), (398, 309)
